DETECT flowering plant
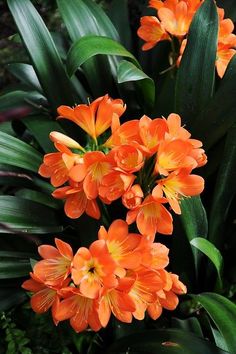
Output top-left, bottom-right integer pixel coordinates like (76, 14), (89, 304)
(0, 0), (236, 353)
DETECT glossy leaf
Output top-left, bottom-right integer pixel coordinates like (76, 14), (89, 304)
(66, 35), (139, 77)
(197, 56), (236, 152)
(108, 328), (229, 354)
(57, 0), (119, 97)
(15, 188), (61, 209)
(23, 115), (65, 153)
(7, 0), (76, 112)
(175, 0), (218, 126)
(190, 237), (223, 287)
(193, 293), (236, 354)
(208, 124), (236, 249)
(0, 196), (62, 234)
(117, 60), (155, 110)
(0, 259), (31, 279)
(0, 131), (42, 172)
(7, 63), (42, 92)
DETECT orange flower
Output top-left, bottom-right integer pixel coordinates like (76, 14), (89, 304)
(33, 238), (73, 287)
(122, 184), (143, 209)
(114, 144), (144, 173)
(98, 278), (136, 326)
(126, 185), (173, 237)
(71, 240), (117, 299)
(22, 272), (63, 325)
(157, 168), (204, 214)
(52, 182), (100, 219)
(128, 267), (165, 320)
(139, 115), (168, 154)
(158, 1), (193, 37)
(99, 170), (136, 202)
(49, 131), (85, 152)
(69, 151), (115, 199)
(55, 287), (102, 333)
(155, 139), (197, 176)
(141, 241), (170, 270)
(104, 119), (141, 148)
(98, 219), (142, 271)
(57, 94), (126, 141)
(216, 45), (236, 78)
(137, 16), (170, 51)
(149, 0), (178, 12)
(38, 143), (79, 187)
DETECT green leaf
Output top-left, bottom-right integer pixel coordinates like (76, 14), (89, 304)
(208, 124), (236, 249)
(7, 0), (76, 112)
(23, 114), (65, 153)
(66, 35), (139, 77)
(193, 293), (236, 354)
(7, 63), (42, 92)
(57, 0), (119, 97)
(190, 237), (223, 287)
(0, 259), (31, 279)
(117, 60), (155, 110)
(108, 329), (229, 354)
(0, 131), (42, 172)
(0, 289), (26, 312)
(15, 188), (61, 209)
(0, 196), (62, 234)
(175, 0), (218, 126)
(196, 56), (236, 151)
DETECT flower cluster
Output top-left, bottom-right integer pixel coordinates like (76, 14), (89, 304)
(39, 94), (206, 238)
(22, 220), (187, 333)
(137, 0), (236, 78)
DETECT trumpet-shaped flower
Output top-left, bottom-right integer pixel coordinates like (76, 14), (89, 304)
(57, 94), (126, 141)
(139, 115), (168, 154)
(126, 185), (173, 237)
(157, 168), (204, 214)
(137, 16), (170, 51)
(71, 240), (117, 299)
(55, 287), (102, 332)
(33, 238), (73, 287)
(98, 219), (142, 271)
(114, 145), (144, 173)
(122, 184), (144, 210)
(52, 182), (100, 219)
(38, 143), (79, 187)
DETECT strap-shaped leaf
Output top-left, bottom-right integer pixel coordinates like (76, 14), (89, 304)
(0, 196), (62, 234)
(0, 289), (26, 312)
(196, 56), (236, 150)
(0, 260), (31, 279)
(193, 293), (236, 354)
(7, 63), (42, 92)
(57, 0), (119, 97)
(208, 124), (236, 248)
(117, 60), (155, 111)
(66, 35), (139, 77)
(175, 0), (218, 126)
(0, 131), (42, 172)
(23, 115), (65, 153)
(190, 238), (223, 288)
(108, 328), (228, 354)
(7, 0), (76, 111)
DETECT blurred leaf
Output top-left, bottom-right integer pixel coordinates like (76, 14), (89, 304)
(195, 56), (236, 150)
(0, 258), (31, 279)
(175, 0), (218, 126)
(190, 238), (223, 288)
(117, 60), (155, 110)
(193, 293), (236, 354)
(172, 317), (203, 338)
(0, 289), (26, 312)
(108, 0), (132, 51)
(66, 35), (139, 77)
(216, 0), (236, 22)
(7, 63), (42, 92)
(0, 131), (42, 172)
(23, 114), (65, 153)
(0, 196), (62, 234)
(0, 90), (47, 122)
(108, 328), (229, 354)
(208, 124), (236, 249)
(7, 0), (76, 112)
